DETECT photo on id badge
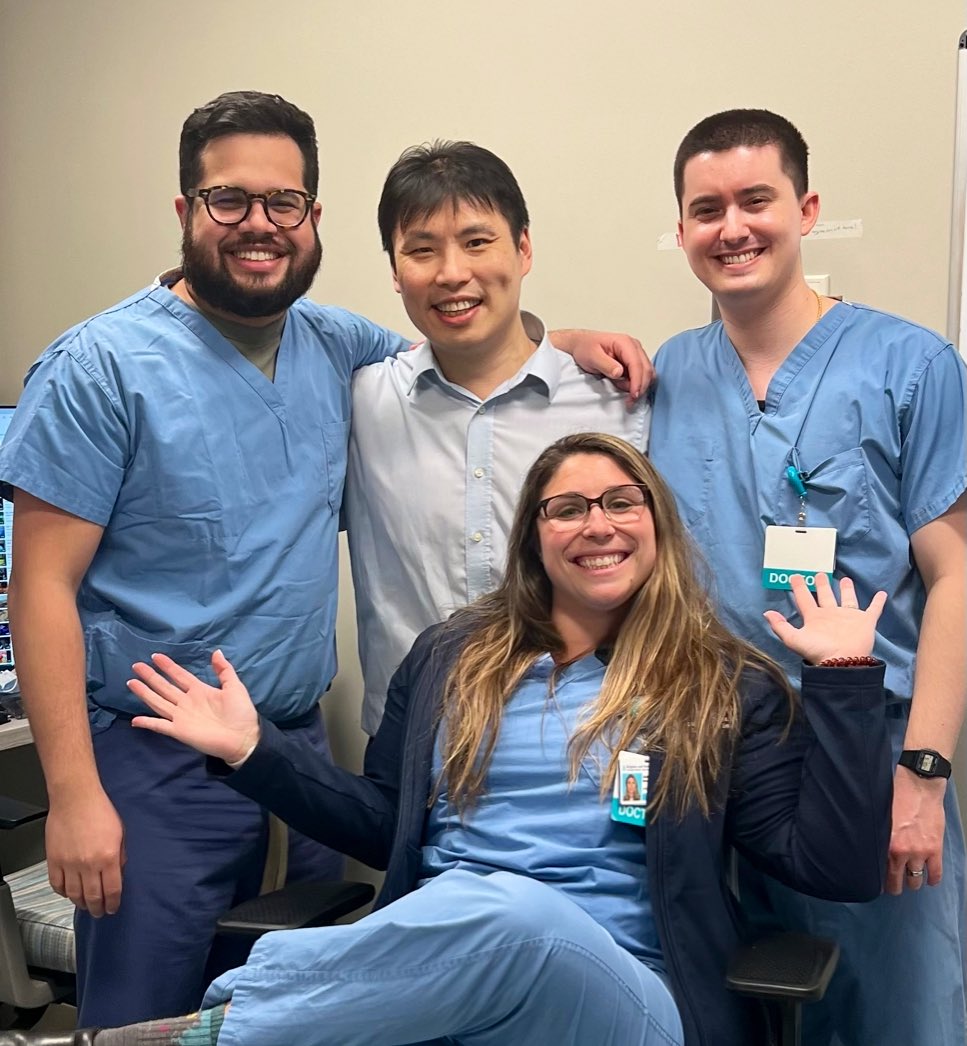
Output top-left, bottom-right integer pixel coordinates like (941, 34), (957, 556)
(612, 751), (649, 826)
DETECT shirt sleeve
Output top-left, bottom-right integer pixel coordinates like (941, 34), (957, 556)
(335, 308), (412, 371)
(900, 341), (967, 534)
(0, 346), (127, 525)
(727, 664), (891, 902)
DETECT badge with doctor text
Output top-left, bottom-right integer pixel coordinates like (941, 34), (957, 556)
(762, 525), (836, 592)
(612, 751), (649, 826)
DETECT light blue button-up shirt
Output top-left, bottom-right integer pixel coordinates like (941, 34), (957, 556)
(345, 324), (651, 734)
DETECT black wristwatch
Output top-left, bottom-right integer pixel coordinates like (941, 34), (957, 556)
(898, 749), (952, 779)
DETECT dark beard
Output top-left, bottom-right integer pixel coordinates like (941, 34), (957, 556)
(181, 220), (323, 319)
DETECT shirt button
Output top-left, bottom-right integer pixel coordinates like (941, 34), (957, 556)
(473, 467), (484, 478)
(471, 532), (483, 543)
(477, 406), (486, 415)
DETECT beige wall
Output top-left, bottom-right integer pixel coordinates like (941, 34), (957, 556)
(2, 1), (965, 829)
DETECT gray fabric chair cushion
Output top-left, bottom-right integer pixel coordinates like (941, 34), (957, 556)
(8, 860), (75, 973)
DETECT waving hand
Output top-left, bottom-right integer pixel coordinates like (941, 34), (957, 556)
(128, 650), (260, 764)
(764, 574), (887, 664)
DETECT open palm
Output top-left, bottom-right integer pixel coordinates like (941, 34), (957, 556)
(764, 574), (887, 664)
(128, 649), (260, 764)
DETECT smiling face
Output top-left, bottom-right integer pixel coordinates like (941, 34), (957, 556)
(176, 133), (322, 322)
(390, 199), (532, 365)
(677, 143), (819, 308)
(537, 453), (657, 651)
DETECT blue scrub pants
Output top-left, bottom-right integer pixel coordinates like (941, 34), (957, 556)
(742, 710), (967, 1046)
(204, 868), (684, 1046)
(74, 712), (344, 1027)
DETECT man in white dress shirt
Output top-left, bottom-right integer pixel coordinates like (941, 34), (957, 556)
(345, 141), (651, 734)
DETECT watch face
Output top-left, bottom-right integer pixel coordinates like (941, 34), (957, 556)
(902, 749), (951, 778)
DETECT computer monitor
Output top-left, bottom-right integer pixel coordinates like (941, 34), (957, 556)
(0, 406), (15, 667)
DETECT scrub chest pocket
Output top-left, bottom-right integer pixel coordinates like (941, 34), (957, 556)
(774, 447), (872, 547)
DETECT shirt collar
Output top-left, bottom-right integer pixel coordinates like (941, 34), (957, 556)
(403, 341), (449, 395)
(404, 315), (563, 401)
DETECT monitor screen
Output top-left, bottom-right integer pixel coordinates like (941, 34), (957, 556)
(0, 406), (14, 667)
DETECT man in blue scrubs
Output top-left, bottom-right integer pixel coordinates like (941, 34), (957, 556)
(0, 90), (405, 1029)
(650, 108), (967, 1045)
(0, 92), (647, 1027)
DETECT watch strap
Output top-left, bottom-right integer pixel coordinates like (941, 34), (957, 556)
(898, 749), (952, 779)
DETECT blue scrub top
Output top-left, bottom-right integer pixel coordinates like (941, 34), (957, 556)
(422, 653), (664, 971)
(0, 282), (408, 722)
(650, 301), (967, 699)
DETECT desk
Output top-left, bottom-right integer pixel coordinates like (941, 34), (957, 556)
(0, 718), (32, 753)
(0, 719), (43, 870)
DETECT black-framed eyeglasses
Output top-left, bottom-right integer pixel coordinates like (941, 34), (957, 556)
(538, 484), (650, 529)
(185, 186), (316, 229)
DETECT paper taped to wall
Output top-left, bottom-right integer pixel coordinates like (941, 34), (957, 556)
(806, 219), (863, 240)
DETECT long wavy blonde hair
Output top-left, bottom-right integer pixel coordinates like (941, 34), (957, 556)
(438, 433), (793, 819)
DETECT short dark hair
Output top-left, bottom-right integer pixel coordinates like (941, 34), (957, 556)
(377, 141), (530, 267)
(179, 91), (319, 196)
(673, 109), (809, 210)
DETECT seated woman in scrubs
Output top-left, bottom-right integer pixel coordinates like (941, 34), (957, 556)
(57, 433), (890, 1046)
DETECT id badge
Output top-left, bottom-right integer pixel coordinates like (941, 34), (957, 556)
(762, 525), (836, 591)
(611, 750), (649, 826)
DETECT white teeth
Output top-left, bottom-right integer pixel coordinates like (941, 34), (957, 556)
(436, 300), (479, 313)
(576, 553), (626, 569)
(720, 250), (761, 264)
(235, 250), (279, 261)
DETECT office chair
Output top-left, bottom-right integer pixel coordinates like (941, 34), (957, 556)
(728, 931), (838, 1046)
(0, 796), (73, 1027)
(0, 795), (374, 1032)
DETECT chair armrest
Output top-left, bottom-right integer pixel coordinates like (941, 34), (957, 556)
(216, 880), (375, 938)
(0, 796), (47, 831)
(726, 932), (839, 1003)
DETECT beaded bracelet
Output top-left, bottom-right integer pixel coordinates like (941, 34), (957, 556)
(818, 655), (880, 667)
